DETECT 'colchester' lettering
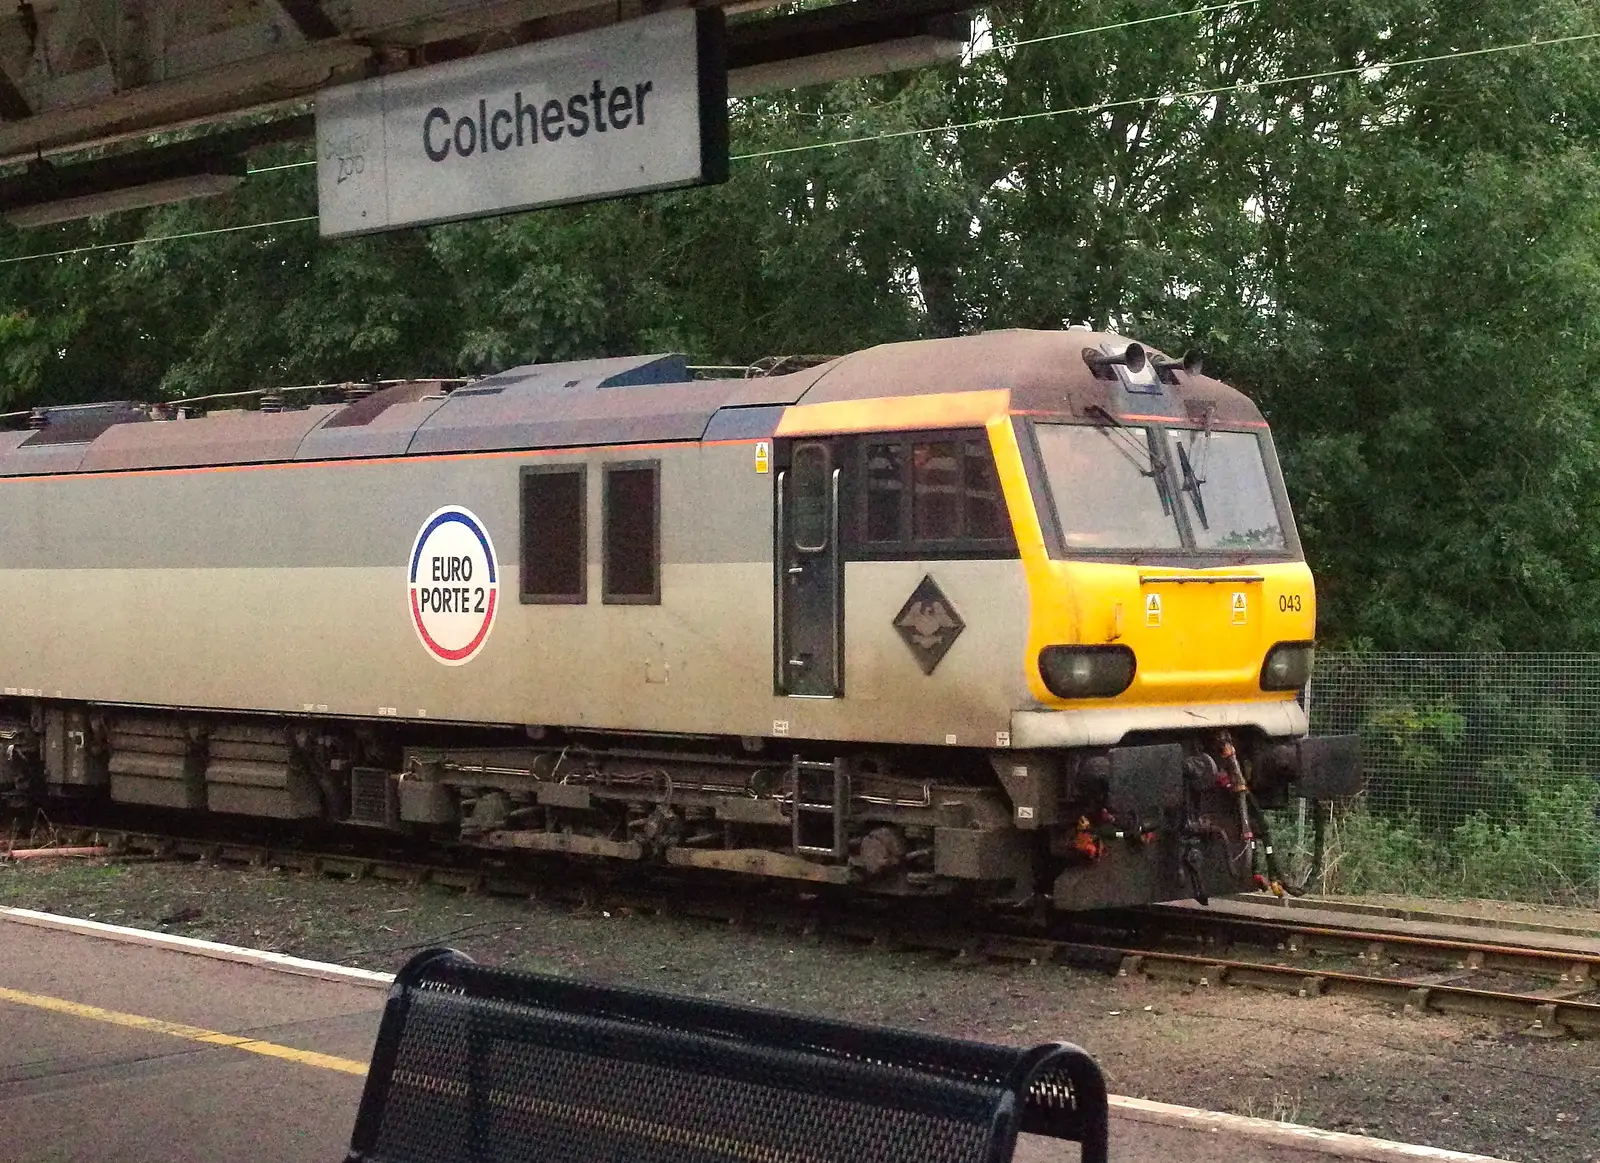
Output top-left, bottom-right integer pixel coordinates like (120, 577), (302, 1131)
(423, 79), (654, 163)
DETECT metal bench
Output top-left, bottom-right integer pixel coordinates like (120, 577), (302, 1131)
(346, 947), (1109, 1163)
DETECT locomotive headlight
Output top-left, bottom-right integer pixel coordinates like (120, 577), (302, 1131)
(1261, 641), (1316, 691)
(1038, 645), (1136, 699)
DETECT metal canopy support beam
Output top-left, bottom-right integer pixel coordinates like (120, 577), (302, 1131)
(727, 0), (971, 96)
(0, 37), (369, 159)
(0, 112), (311, 219)
(276, 1), (341, 41)
(729, 0), (971, 70)
(0, 68), (31, 120)
(0, 0), (962, 167)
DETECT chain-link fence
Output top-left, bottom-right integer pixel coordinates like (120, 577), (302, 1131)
(1298, 653), (1600, 906)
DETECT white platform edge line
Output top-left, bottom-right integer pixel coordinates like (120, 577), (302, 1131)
(1109, 1097), (1515, 1163)
(0, 907), (1517, 1162)
(0, 906), (394, 988)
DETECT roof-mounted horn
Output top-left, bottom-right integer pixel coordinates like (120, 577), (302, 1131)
(1084, 341), (1163, 396)
(1082, 343), (1146, 379)
(1153, 349), (1203, 384)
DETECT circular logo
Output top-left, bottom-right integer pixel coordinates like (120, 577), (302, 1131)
(408, 506), (499, 665)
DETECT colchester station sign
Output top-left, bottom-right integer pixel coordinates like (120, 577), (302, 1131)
(315, 10), (728, 239)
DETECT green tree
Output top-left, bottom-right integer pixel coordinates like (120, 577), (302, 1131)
(2, 0), (1599, 653)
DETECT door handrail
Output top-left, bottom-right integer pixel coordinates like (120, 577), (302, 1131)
(830, 466), (842, 696)
(774, 468), (787, 695)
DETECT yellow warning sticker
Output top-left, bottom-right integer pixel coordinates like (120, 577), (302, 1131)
(1231, 591), (1248, 625)
(1145, 593), (1162, 627)
(755, 440), (771, 474)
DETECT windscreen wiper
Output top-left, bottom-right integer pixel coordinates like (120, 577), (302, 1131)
(1086, 404), (1175, 516)
(1176, 442), (1209, 530)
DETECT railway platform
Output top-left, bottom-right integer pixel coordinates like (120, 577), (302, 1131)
(0, 907), (1508, 1163)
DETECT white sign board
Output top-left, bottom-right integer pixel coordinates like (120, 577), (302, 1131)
(316, 9), (727, 238)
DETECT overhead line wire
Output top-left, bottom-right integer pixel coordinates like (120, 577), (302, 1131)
(0, 215), (319, 265)
(732, 27), (1600, 161)
(248, 159), (316, 174)
(2, 23), (1598, 264)
(997, 0), (1261, 52)
(236, 1), (1268, 178)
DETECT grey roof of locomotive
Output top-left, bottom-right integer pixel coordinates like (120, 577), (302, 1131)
(0, 330), (1265, 477)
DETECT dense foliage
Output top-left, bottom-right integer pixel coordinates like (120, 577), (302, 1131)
(1308, 652), (1600, 904)
(2, 0), (1599, 654)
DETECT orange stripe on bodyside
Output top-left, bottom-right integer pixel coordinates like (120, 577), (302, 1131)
(0, 438), (761, 486)
(774, 390), (1011, 438)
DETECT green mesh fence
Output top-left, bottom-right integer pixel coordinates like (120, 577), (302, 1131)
(1299, 653), (1600, 906)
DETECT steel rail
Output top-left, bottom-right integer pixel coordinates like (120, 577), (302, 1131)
(10, 820), (1599, 1037)
(1125, 907), (1600, 984)
(1083, 943), (1600, 1039)
(1245, 895), (1600, 942)
(824, 923), (1600, 1037)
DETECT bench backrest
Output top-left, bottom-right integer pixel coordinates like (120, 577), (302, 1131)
(346, 947), (1108, 1163)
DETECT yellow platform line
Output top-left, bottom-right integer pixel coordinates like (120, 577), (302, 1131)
(0, 984), (369, 1075)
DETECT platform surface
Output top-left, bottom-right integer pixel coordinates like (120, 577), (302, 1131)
(0, 911), (1499, 1163)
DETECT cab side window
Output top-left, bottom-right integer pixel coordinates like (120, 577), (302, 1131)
(855, 431), (1015, 558)
(863, 442), (905, 544)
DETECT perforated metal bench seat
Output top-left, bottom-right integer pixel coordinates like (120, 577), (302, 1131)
(346, 947), (1109, 1163)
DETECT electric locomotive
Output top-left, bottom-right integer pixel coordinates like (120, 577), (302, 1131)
(0, 329), (1358, 908)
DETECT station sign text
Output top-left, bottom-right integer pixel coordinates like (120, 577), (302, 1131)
(316, 10), (727, 238)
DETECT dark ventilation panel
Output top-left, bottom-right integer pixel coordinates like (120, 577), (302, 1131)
(321, 381), (460, 430)
(521, 465), (587, 604)
(298, 381), (457, 460)
(408, 354), (723, 456)
(0, 441), (92, 475)
(79, 405), (340, 471)
(18, 401), (148, 446)
(703, 404), (786, 441)
(474, 354), (688, 393)
(593, 355), (690, 389)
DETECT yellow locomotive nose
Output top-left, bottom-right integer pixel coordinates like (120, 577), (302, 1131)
(993, 387), (1317, 714)
(1026, 559), (1315, 710)
(1092, 564), (1316, 709)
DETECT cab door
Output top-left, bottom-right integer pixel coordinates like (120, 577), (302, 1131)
(775, 440), (842, 697)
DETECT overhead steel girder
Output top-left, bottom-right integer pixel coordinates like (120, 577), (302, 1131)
(0, 0), (972, 168)
(0, 0), (735, 164)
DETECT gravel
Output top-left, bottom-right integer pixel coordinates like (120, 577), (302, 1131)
(2, 857), (1597, 1163)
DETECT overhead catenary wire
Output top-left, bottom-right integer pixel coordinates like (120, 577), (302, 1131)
(995, 0), (1261, 53)
(732, 26), (1600, 161)
(235, 1), (1269, 179)
(0, 214), (319, 266)
(247, 159), (317, 174)
(2, 23), (1598, 265)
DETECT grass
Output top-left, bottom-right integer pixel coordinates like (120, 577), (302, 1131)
(1237, 1091), (1305, 1125)
(1305, 783), (1600, 907)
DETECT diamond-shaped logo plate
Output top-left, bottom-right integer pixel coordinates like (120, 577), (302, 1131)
(894, 574), (965, 675)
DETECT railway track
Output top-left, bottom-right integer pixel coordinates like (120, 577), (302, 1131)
(1250, 894), (1600, 941)
(7, 816), (1599, 1038)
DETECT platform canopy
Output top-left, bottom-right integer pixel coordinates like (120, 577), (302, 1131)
(0, 0), (971, 167)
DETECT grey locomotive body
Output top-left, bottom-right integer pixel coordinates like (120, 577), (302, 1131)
(0, 331), (1355, 908)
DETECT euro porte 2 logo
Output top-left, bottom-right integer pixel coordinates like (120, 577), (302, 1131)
(408, 506), (499, 665)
